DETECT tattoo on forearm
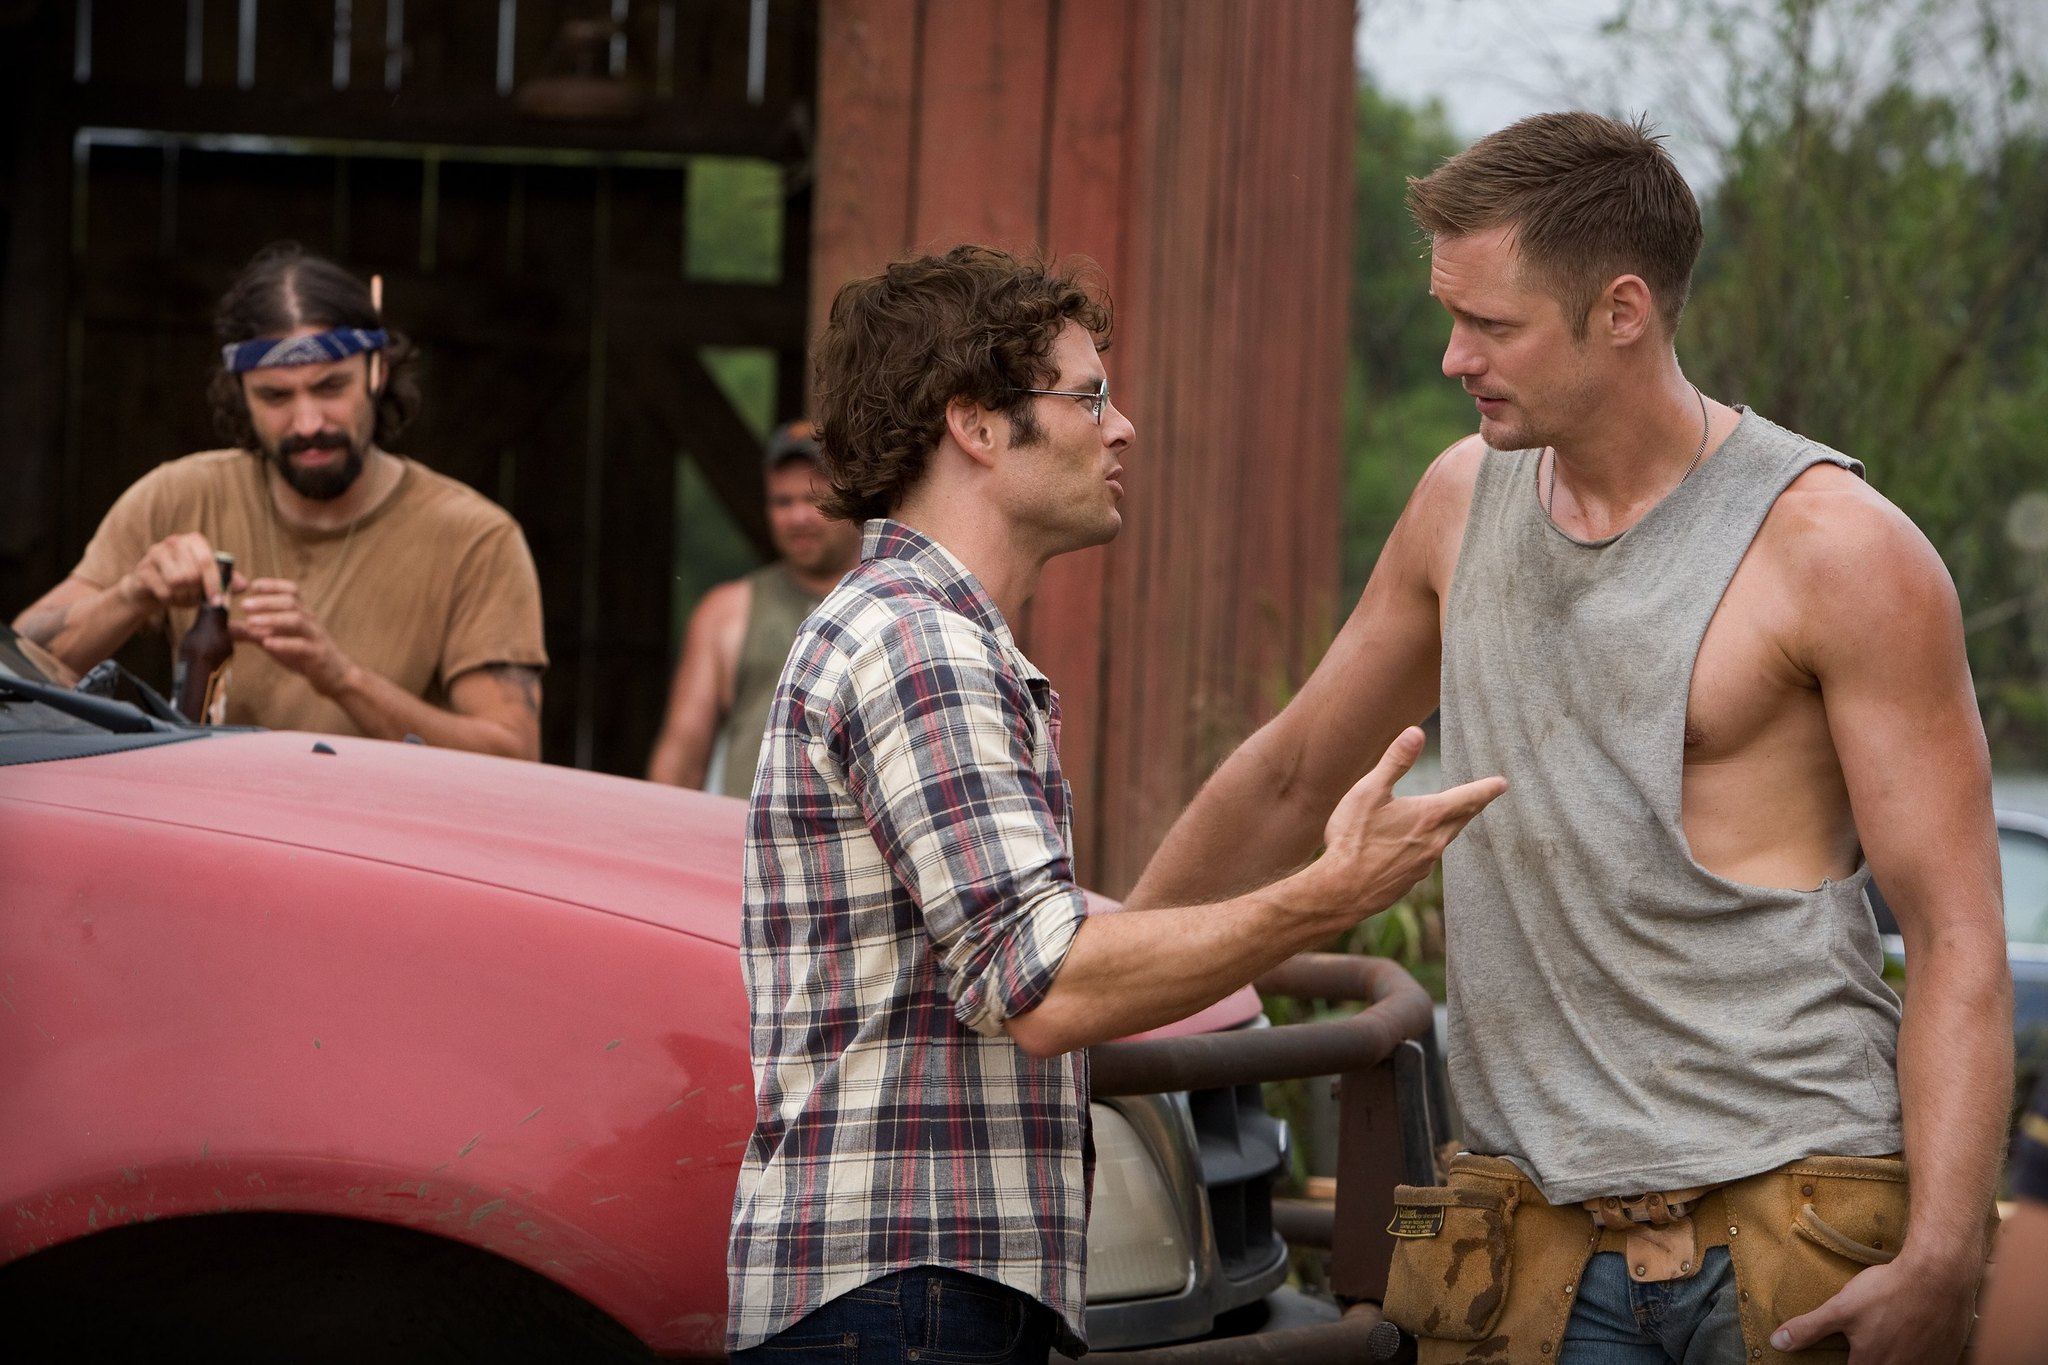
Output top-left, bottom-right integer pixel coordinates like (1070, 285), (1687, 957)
(483, 663), (543, 717)
(16, 603), (72, 646)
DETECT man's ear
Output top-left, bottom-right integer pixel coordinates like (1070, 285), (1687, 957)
(1599, 274), (1656, 346)
(366, 351), (386, 397)
(943, 396), (1001, 470)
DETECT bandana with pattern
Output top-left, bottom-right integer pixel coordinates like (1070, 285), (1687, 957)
(221, 327), (387, 374)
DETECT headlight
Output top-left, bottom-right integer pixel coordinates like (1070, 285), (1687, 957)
(1084, 1102), (1194, 1302)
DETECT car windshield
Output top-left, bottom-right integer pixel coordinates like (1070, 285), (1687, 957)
(0, 623), (209, 756)
(2003, 826), (2048, 948)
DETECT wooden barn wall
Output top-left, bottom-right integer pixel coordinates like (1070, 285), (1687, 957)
(812, 0), (1351, 894)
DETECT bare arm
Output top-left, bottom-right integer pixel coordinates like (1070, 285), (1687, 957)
(1127, 440), (1480, 910)
(1006, 727), (1506, 1056)
(1771, 483), (2010, 1365)
(361, 662), (542, 760)
(646, 581), (748, 786)
(234, 577), (542, 759)
(14, 535), (241, 672)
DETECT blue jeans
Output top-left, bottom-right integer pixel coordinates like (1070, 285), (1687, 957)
(1560, 1247), (1746, 1365)
(729, 1266), (1058, 1365)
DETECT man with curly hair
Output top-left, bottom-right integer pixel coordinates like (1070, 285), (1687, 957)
(724, 245), (1505, 1363)
(13, 244), (547, 757)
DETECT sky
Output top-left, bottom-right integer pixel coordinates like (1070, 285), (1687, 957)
(1354, 0), (1733, 181)
(1356, 0), (1640, 138)
(1354, 0), (2048, 186)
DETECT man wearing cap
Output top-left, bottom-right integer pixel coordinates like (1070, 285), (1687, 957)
(13, 243), (548, 759)
(646, 419), (860, 795)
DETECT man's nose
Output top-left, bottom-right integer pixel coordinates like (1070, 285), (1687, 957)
(290, 395), (328, 432)
(1102, 400), (1136, 450)
(1442, 327), (1481, 380)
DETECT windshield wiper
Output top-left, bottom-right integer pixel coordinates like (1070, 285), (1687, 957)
(75, 658), (188, 724)
(0, 673), (179, 734)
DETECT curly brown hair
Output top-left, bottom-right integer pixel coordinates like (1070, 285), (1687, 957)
(206, 242), (421, 450)
(811, 245), (1112, 523)
(1407, 112), (1702, 341)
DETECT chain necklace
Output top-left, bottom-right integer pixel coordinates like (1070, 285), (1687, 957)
(1544, 383), (1710, 521)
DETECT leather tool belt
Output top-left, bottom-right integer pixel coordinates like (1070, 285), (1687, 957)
(1381, 1151), (1915, 1365)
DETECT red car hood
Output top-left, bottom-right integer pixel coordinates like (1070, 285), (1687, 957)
(0, 729), (1261, 1034)
(1, 730), (750, 946)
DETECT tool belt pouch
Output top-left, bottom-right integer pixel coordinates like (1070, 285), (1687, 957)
(1382, 1174), (1513, 1342)
(1389, 1156), (1602, 1364)
(1723, 1154), (1907, 1363)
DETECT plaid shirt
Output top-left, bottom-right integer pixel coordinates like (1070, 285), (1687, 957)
(726, 520), (1092, 1355)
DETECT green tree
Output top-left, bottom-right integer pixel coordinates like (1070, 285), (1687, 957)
(1627, 0), (2048, 762)
(1344, 79), (1472, 597)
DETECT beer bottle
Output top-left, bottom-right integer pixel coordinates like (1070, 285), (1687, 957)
(173, 552), (236, 724)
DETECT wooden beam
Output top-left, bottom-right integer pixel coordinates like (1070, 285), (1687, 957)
(63, 84), (810, 163)
(618, 347), (774, 556)
(77, 259), (811, 353)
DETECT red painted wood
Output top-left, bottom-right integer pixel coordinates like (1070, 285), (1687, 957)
(809, 0), (921, 350)
(907, 0), (1051, 254)
(1018, 0), (1138, 881)
(810, 0), (1355, 894)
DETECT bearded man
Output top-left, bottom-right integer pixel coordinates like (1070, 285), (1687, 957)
(13, 243), (547, 757)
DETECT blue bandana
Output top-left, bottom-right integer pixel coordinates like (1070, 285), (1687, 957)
(221, 327), (387, 374)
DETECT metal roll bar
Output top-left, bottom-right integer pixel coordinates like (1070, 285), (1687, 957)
(1084, 952), (1441, 1362)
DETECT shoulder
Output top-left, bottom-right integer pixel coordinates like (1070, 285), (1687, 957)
(1754, 461), (1961, 668)
(824, 571), (1008, 693)
(1396, 433), (1490, 591)
(1405, 433), (1488, 510)
(394, 459), (526, 538)
(689, 577), (752, 633)
(1760, 462), (1947, 595)
(99, 448), (255, 526)
(128, 448), (257, 498)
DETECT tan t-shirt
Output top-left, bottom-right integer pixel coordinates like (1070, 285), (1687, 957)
(74, 448), (548, 736)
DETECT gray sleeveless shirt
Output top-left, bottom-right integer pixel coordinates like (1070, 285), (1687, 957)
(1439, 408), (1903, 1204)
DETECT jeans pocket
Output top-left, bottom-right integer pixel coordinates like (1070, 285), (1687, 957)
(1383, 1181), (1514, 1342)
(904, 1268), (1041, 1363)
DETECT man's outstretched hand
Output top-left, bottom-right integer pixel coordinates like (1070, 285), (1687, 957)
(1316, 726), (1507, 918)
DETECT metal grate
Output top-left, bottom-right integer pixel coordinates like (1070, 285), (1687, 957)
(1186, 1081), (1287, 1283)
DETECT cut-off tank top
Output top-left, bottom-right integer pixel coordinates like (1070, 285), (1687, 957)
(719, 563), (825, 800)
(1438, 407), (1904, 1204)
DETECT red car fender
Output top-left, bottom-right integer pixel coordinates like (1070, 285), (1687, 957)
(1, 797), (752, 1356)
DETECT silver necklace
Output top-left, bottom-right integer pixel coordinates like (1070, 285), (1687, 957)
(1544, 383), (1710, 520)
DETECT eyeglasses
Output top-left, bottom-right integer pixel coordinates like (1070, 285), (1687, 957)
(1011, 378), (1109, 425)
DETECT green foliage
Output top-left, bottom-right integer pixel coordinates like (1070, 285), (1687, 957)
(1658, 0), (2048, 764)
(687, 156), (784, 284)
(1343, 81), (1470, 597)
(664, 158), (788, 653)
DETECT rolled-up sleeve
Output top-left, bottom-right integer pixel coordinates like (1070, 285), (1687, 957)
(834, 609), (1087, 1037)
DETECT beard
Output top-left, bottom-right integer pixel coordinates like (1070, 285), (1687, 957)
(266, 429), (368, 500)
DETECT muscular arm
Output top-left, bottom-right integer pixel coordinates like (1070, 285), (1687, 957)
(1126, 440), (1479, 910)
(1772, 477), (2010, 1362)
(646, 581), (748, 786)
